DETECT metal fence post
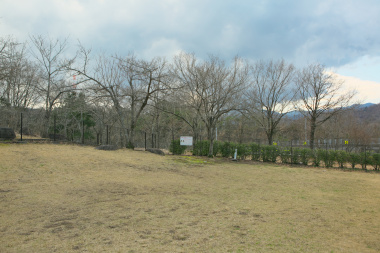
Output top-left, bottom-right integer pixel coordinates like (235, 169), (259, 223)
(106, 125), (109, 145)
(82, 118), (85, 144)
(291, 140), (293, 164)
(54, 115), (56, 142)
(20, 113), (23, 141)
(145, 132), (147, 150)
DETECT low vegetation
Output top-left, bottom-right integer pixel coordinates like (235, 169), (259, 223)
(1, 144), (380, 252)
(182, 140), (380, 170)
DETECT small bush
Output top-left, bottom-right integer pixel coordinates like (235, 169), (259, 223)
(300, 148), (312, 165)
(279, 148), (291, 164)
(213, 141), (222, 157)
(358, 151), (371, 170)
(262, 145), (279, 163)
(312, 149), (324, 167)
(169, 139), (187, 155)
(193, 140), (209, 156)
(348, 152), (360, 169)
(320, 150), (336, 168)
(291, 148), (301, 164)
(0, 127), (16, 140)
(250, 143), (261, 161)
(335, 150), (348, 168)
(220, 141), (234, 158)
(236, 143), (250, 160)
(370, 153), (380, 170)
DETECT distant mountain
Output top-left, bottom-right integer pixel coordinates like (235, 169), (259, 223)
(285, 110), (303, 119)
(350, 103), (375, 109)
(284, 103), (379, 120)
(354, 103), (380, 122)
(358, 103), (375, 108)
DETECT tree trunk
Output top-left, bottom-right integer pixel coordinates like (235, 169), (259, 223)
(127, 126), (135, 149)
(309, 117), (317, 150)
(207, 123), (214, 157)
(267, 133), (273, 145)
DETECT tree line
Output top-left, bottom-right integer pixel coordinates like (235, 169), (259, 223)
(1, 35), (370, 156)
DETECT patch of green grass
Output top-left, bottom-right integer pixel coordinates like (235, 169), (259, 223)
(172, 156), (214, 165)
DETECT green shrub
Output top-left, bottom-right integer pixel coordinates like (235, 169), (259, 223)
(236, 143), (250, 160)
(193, 140), (210, 156)
(320, 150), (336, 168)
(370, 153), (380, 170)
(220, 141), (234, 158)
(291, 148), (301, 164)
(348, 152), (360, 169)
(335, 150), (348, 168)
(169, 139), (187, 155)
(279, 148), (291, 164)
(359, 151), (371, 170)
(250, 143), (261, 161)
(312, 149), (324, 167)
(300, 148), (312, 165)
(262, 145), (279, 163)
(212, 141), (222, 157)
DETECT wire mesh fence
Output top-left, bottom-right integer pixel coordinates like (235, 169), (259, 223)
(2, 112), (380, 156)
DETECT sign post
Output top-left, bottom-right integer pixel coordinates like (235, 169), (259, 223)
(180, 136), (193, 146)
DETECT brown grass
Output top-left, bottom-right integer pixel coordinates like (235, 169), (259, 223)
(1, 143), (380, 252)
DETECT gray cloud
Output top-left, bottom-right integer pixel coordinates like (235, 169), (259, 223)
(1, 0), (379, 68)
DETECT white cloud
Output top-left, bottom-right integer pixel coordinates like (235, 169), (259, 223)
(335, 55), (380, 83)
(141, 38), (182, 59)
(333, 73), (380, 104)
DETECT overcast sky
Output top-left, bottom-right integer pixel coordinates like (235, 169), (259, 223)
(1, 0), (379, 103)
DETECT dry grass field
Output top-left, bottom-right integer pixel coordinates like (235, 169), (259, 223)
(1, 143), (380, 252)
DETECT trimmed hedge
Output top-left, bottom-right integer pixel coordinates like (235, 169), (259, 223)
(169, 139), (187, 155)
(186, 139), (380, 170)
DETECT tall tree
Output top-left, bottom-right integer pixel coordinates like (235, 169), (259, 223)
(172, 53), (249, 156)
(0, 38), (40, 128)
(29, 35), (72, 136)
(117, 55), (169, 147)
(67, 47), (169, 148)
(244, 59), (295, 145)
(294, 63), (356, 149)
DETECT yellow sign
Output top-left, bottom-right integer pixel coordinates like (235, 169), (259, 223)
(345, 140), (349, 145)
(303, 141), (307, 145)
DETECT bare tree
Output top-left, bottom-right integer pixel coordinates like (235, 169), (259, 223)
(1, 41), (40, 108)
(243, 59), (295, 145)
(294, 63), (357, 149)
(0, 38), (41, 129)
(66, 46), (170, 148)
(117, 55), (170, 147)
(29, 35), (73, 135)
(0, 37), (10, 82)
(172, 53), (249, 156)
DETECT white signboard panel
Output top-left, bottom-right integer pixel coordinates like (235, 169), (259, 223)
(180, 136), (193, 146)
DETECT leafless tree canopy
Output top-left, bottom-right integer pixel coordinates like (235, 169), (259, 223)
(172, 52), (249, 156)
(294, 63), (357, 149)
(2, 35), (369, 151)
(244, 59), (295, 145)
(65, 47), (170, 148)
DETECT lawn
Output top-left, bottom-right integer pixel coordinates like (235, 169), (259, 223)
(1, 143), (380, 252)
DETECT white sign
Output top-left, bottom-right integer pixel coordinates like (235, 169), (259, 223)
(180, 136), (193, 146)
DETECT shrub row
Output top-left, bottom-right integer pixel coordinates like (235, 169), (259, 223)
(171, 139), (380, 170)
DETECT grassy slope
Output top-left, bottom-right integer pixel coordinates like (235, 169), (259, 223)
(1, 144), (379, 252)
